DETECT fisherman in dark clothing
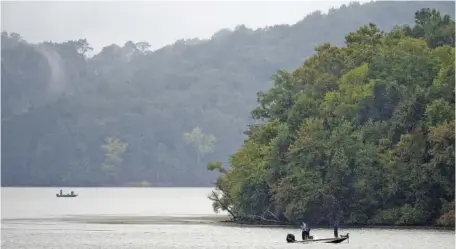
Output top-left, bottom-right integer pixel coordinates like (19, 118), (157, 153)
(334, 221), (339, 238)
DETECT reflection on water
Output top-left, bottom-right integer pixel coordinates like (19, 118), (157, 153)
(2, 187), (455, 249)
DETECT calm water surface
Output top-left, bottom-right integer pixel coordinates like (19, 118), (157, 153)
(2, 187), (455, 249)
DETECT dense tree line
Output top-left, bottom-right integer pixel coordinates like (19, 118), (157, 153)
(1, 1), (454, 187)
(208, 9), (455, 227)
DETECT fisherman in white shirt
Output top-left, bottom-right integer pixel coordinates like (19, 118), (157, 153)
(301, 221), (311, 240)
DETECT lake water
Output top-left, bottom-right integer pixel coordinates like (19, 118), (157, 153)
(1, 187), (455, 249)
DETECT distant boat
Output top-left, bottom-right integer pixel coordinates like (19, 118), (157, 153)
(56, 189), (78, 198)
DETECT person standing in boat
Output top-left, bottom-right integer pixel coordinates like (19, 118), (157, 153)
(333, 221), (339, 238)
(301, 221), (310, 240)
(301, 221), (307, 240)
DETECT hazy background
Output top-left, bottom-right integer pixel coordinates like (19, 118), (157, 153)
(1, 0), (372, 53)
(2, 1), (454, 187)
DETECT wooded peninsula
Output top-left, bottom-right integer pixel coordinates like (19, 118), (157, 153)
(207, 8), (455, 227)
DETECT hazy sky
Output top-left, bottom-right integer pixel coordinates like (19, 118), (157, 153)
(2, 0), (372, 53)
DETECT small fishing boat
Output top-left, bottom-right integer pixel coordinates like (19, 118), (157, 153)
(287, 234), (349, 244)
(56, 189), (78, 197)
(286, 233), (349, 244)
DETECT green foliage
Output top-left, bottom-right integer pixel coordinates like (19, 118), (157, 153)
(209, 8), (455, 226)
(207, 161), (226, 174)
(100, 137), (128, 184)
(183, 127), (217, 166)
(183, 127), (217, 156)
(101, 137), (128, 172)
(1, 1), (454, 187)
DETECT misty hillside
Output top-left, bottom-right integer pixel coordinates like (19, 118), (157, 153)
(2, 1), (455, 187)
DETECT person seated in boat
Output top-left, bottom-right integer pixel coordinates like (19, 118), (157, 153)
(70, 191), (74, 195)
(59, 189), (63, 195)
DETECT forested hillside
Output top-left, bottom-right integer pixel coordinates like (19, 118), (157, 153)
(2, 1), (455, 187)
(208, 8), (455, 227)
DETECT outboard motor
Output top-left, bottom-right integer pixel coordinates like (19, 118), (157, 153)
(286, 233), (296, 243)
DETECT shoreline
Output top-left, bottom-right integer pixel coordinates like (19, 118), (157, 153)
(220, 218), (455, 230)
(4, 214), (454, 230)
(219, 220), (455, 230)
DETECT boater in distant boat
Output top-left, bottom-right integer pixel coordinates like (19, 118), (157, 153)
(56, 189), (78, 197)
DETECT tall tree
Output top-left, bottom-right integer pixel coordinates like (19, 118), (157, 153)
(183, 127), (217, 166)
(101, 136), (128, 184)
